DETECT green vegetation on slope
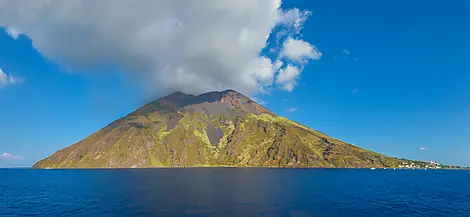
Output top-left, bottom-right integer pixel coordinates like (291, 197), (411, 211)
(33, 110), (406, 169)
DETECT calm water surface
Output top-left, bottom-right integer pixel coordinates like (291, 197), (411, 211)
(1, 168), (470, 216)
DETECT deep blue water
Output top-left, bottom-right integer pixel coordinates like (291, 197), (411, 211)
(1, 169), (470, 217)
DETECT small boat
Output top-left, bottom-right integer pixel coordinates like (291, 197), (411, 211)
(370, 168), (376, 170)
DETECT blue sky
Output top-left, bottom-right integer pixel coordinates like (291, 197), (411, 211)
(1, 0), (469, 167)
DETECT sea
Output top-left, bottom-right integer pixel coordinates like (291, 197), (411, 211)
(1, 168), (469, 216)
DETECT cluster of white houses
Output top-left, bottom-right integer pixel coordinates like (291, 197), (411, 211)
(398, 161), (442, 169)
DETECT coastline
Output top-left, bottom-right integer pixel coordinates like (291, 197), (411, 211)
(28, 166), (470, 170)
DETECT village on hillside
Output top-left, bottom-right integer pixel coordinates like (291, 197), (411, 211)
(396, 159), (468, 170)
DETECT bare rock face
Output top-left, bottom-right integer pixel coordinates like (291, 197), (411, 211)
(219, 90), (243, 108)
(33, 90), (406, 169)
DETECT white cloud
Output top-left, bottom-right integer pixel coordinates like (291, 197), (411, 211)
(273, 8), (311, 48)
(276, 64), (300, 91)
(419, 147), (430, 151)
(13, 155), (24, 160)
(278, 8), (311, 36)
(0, 153), (12, 158)
(0, 68), (23, 88)
(0, 0), (320, 96)
(0, 152), (23, 160)
(246, 57), (283, 89)
(342, 49), (351, 55)
(288, 107), (297, 112)
(4, 26), (21, 39)
(280, 37), (321, 64)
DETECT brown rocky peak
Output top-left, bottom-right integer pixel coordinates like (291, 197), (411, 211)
(163, 91), (193, 100)
(141, 89), (275, 116)
(219, 90), (248, 109)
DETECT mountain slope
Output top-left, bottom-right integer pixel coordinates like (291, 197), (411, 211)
(33, 90), (405, 168)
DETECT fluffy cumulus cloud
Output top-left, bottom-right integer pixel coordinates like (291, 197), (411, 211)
(0, 68), (23, 88)
(4, 26), (21, 39)
(0, 152), (23, 160)
(276, 64), (301, 91)
(280, 37), (321, 64)
(278, 8), (311, 35)
(275, 8), (311, 44)
(245, 57), (283, 91)
(0, 0), (321, 96)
